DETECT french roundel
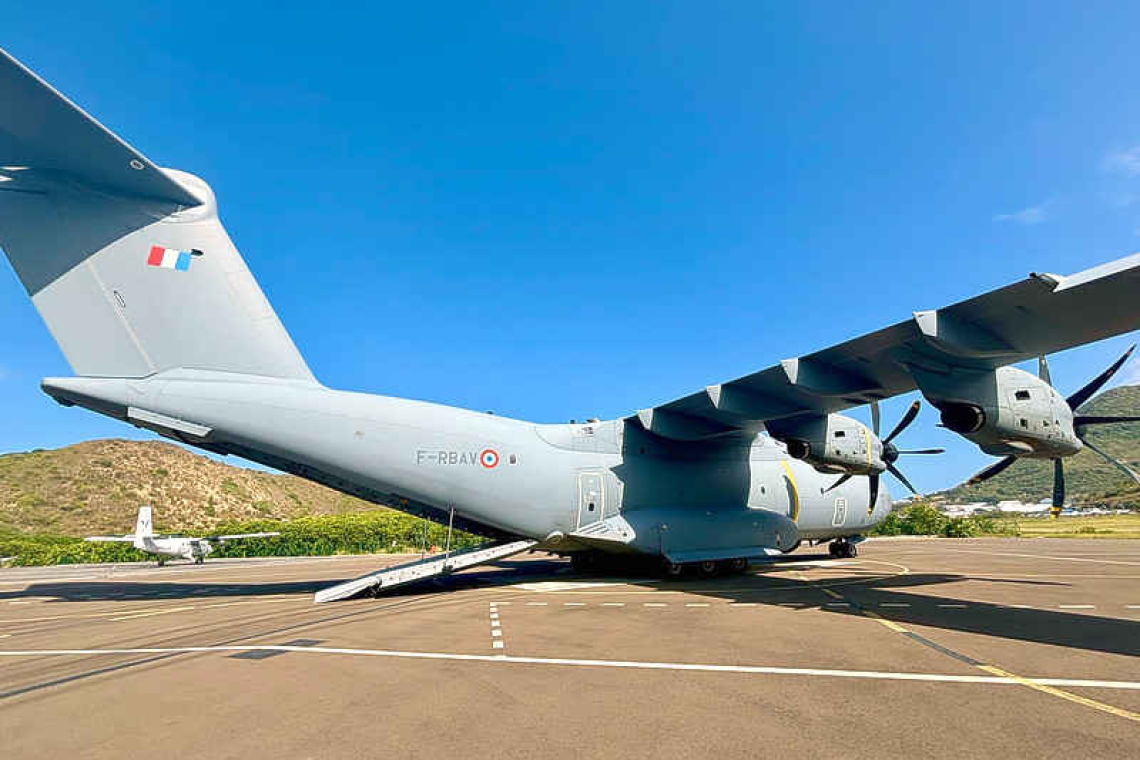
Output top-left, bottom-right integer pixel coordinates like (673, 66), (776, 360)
(480, 448), (500, 468)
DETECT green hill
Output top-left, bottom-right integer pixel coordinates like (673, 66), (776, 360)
(937, 384), (1140, 508)
(0, 439), (389, 536)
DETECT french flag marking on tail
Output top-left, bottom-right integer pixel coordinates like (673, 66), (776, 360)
(147, 245), (197, 271)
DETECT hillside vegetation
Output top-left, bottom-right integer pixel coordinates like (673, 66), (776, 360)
(0, 439), (386, 536)
(937, 384), (1140, 508)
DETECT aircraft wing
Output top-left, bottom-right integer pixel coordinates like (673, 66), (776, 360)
(634, 253), (1140, 440)
(83, 536), (134, 543)
(204, 532), (281, 542)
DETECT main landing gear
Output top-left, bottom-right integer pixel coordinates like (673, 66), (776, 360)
(828, 539), (858, 559)
(662, 557), (750, 578)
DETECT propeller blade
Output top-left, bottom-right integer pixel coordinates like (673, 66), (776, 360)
(896, 448), (945, 455)
(883, 400), (921, 444)
(1074, 415), (1140, 427)
(886, 462), (918, 495)
(1038, 355), (1052, 384)
(1079, 436), (1140, 485)
(871, 400), (881, 437)
(1066, 344), (1136, 411)
(869, 473), (880, 508)
(967, 455), (1018, 485)
(824, 473), (854, 493)
(1052, 459), (1065, 516)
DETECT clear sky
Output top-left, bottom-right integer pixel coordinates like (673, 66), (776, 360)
(2, 2), (1139, 493)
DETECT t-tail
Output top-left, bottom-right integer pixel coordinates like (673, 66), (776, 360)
(0, 47), (313, 384)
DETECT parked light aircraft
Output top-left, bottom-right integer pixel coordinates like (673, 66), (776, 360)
(85, 507), (279, 565)
(2, 47), (1139, 598)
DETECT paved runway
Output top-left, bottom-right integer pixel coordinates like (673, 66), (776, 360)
(2, 538), (1139, 759)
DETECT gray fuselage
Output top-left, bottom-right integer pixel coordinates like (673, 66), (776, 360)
(45, 369), (891, 561)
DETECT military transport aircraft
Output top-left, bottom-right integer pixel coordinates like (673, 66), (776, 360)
(85, 507), (279, 566)
(2, 47), (1139, 601)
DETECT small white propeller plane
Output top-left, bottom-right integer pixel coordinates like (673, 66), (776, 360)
(85, 507), (279, 566)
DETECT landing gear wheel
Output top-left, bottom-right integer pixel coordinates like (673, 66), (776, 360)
(195, 557), (204, 565)
(729, 557), (749, 574)
(698, 560), (719, 577)
(571, 552), (595, 573)
(663, 561), (685, 578)
(829, 540), (857, 559)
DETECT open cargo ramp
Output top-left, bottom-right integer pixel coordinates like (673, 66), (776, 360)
(314, 538), (539, 603)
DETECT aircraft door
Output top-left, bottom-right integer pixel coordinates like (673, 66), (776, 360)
(576, 472), (605, 529)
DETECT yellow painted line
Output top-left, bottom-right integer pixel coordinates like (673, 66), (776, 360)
(197, 598), (303, 610)
(860, 607), (909, 633)
(109, 606), (195, 622)
(0, 605), (188, 624)
(820, 582), (1140, 724)
(780, 461), (800, 521)
(977, 664), (1140, 724)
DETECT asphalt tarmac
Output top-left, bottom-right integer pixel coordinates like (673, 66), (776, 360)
(2, 538), (1139, 759)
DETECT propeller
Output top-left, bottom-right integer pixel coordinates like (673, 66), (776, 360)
(967, 345), (1140, 517)
(828, 399), (945, 505)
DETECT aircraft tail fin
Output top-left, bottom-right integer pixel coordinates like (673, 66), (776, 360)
(134, 506), (154, 539)
(0, 47), (314, 382)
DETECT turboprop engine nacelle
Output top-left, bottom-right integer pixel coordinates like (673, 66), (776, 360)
(916, 366), (1081, 459)
(768, 414), (885, 476)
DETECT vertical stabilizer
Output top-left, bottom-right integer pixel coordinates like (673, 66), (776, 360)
(0, 47), (314, 382)
(134, 506), (154, 539)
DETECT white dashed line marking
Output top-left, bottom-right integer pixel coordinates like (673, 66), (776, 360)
(564, 602), (586, 607)
(489, 602), (504, 653)
(938, 604), (967, 608)
(526, 602), (548, 606)
(880, 603), (910, 608)
(733, 602), (759, 607)
(602, 603), (625, 607)
(825, 602), (850, 607)
(685, 603), (710, 608)
(644, 603), (667, 607)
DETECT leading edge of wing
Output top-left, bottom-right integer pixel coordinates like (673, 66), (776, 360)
(634, 252), (1140, 440)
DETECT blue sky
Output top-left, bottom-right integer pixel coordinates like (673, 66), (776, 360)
(2, 2), (1140, 493)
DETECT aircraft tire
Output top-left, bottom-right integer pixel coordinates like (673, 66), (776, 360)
(662, 560), (685, 578)
(698, 560), (719, 577)
(728, 558), (749, 573)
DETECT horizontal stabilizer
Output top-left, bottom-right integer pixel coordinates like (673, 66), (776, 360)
(0, 47), (201, 206)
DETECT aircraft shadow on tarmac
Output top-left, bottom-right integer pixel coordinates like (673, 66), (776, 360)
(4, 553), (1138, 658)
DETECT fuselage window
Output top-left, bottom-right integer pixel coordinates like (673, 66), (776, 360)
(834, 430), (846, 438)
(1015, 390), (1031, 401)
(1019, 418), (1029, 428)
